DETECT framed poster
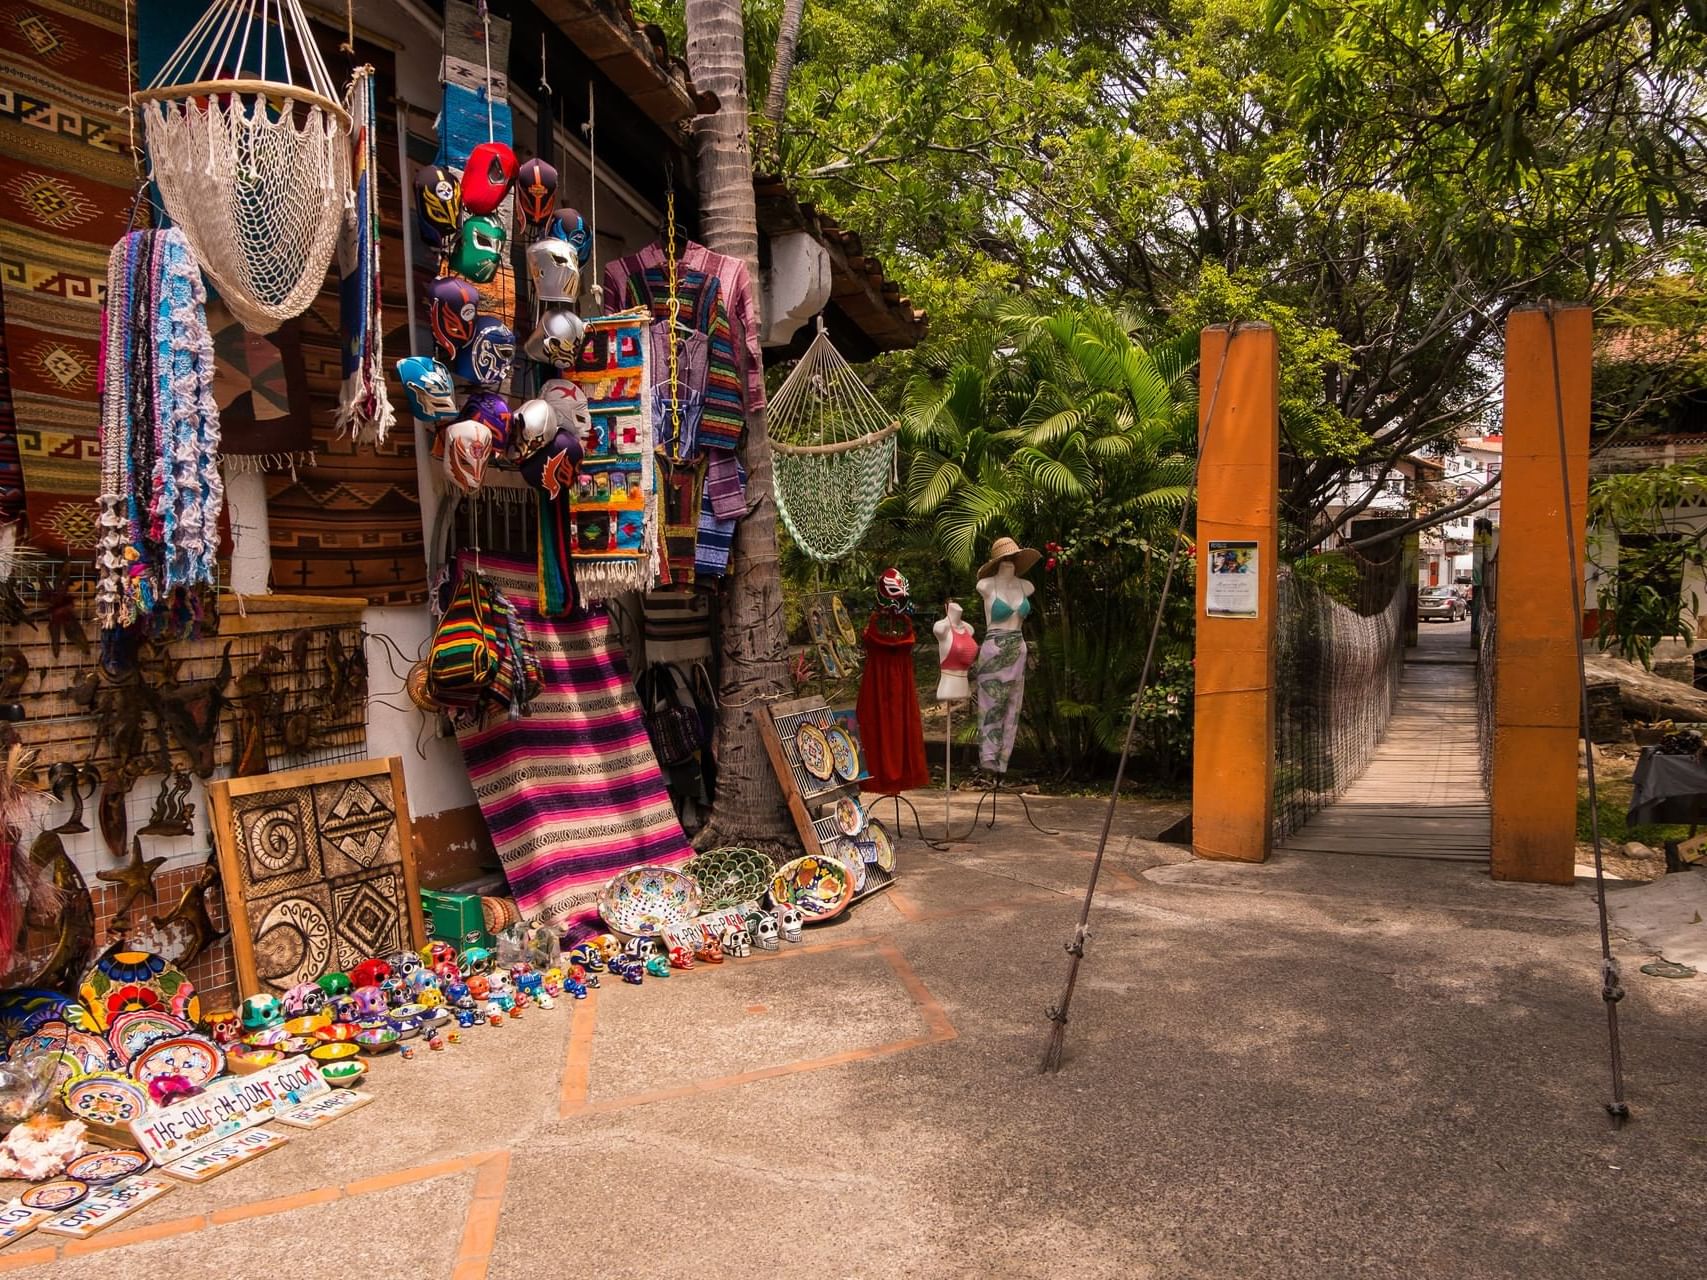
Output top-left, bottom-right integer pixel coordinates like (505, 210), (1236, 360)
(1206, 540), (1260, 618)
(209, 757), (426, 998)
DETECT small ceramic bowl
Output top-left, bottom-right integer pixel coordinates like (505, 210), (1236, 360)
(354, 1027), (399, 1053)
(310, 1042), (359, 1063)
(417, 1006), (452, 1032)
(244, 1026), (290, 1047)
(226, 1047), (282, 1074)
(314, 1024), (359, 1044)
(321, 1060), (367, 1088)
(274, 1036), (316, 1056)
(283, 1013), (330, 1036)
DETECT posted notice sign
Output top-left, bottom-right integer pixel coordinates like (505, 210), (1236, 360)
(1206, 541), (1259, 618)
(130, 1055), (329, 1164)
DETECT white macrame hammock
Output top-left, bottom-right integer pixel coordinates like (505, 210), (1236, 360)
(769, 326), (898, 563)
(135, 0), (351, 335)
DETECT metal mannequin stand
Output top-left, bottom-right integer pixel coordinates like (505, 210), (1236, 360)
(946, 772), (1058, 840)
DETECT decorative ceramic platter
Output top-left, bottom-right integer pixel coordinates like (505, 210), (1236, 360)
(829, 842), (867, 893)
(60, 1070), (151, 1126)
(793, 722), (834, 780)
(770, 855), (855, 921)
(866, 819), (895, 873)
(681, 847), (773, 911)
(3, 1022), (109, 1075)
(833, 795), (866, 837)
(825, 724), (861, 781)
(65, 1148), (151, 1184)
(78, 949), (200, 1032)
(21, 1178), (88, 1211)
(0, 989), (95, 1047)
(832, 596), (857, 646)
(598, 865), (703, 936)
(106, 1010), (193, 1067)
(129, 1035), (224, 1089)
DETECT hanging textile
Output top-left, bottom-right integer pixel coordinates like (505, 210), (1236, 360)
(556, 310), (656, 604)
(95, 228), (223, 631)
(453, 553), (691, 934)
(0, 284), (25, 539)
(856, 612), (931, 795)
(334, 66), (396, 445)
(437, 0), (514, 169)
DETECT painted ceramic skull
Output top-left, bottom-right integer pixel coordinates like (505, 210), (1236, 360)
(776, 907), (804, 944)
(283, 982), (326, 1018)
(329, 993), (361, 1024)
(240, 994), (283, 1031)
(487, 971), (513, 997)
(353, 985), (389, 1019)
(754, 916), (780, 952)
(207, 1008), (242, 1045)
(566, 944), (603, 972)
(409, 969), (441, 997)
(721, 926), (751, 958)
(465, 974), (491, 1002)
(424, 941), (456, 968)
(434, 960), (463, 984)
(379, 976), (409, 1009)
(388, 950), (423, 981)
(444, 980), (471, 1006)
(592, 935), (622, 962)
(316, 972), (353, 999)
(644, 954), (672, 978)
(697, 936), (725, 964)
(459, 947), (494, 976)
(668, 946), (695, 970)
(526, 237), (582, 303)
(350, 958), (391, 990)
(417, 987), (445, 1010)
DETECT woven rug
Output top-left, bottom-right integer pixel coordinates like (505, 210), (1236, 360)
(0, 0), (139, 555)
(453, 552), (691, 935)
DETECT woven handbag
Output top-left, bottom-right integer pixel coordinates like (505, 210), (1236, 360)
(639, 663), (703, 767)
(428, 570), (503, 707)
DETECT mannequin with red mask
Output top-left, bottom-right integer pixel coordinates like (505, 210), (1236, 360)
(856, 568), (930, 796)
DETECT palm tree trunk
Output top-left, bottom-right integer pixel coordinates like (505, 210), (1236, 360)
(685, 0), (796, 849)
(764, 0), (808, 131)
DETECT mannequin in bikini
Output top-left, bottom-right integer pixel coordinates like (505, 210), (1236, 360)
(973, 537), (1039, 775)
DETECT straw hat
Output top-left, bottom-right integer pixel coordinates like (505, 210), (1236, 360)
(978, 536), (1042, 580)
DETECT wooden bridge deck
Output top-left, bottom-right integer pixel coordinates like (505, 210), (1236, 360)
(1278, 639), (1490, 863)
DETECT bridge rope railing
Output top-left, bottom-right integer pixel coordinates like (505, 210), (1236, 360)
(1476, 552), (1498, 796)
(1273, 552), (1409, 841)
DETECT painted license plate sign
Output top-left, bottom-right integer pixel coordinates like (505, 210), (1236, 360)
(129, 1055), (329, 1164)
(161, 1126), (290, 1183)
(0, 1200), (54, 1248)
(38, 1174), (176, 1239)
(275, 1089), (373, 1129)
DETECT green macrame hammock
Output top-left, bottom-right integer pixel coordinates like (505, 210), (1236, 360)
(769, 326), (897, 562)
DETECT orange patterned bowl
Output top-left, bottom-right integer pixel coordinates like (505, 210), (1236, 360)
(314, 1024), (359, 1044)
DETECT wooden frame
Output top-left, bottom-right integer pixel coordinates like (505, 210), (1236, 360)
(209, 757), (426, 999)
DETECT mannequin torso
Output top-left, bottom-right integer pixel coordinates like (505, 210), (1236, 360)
(933, 601), (977, 701)
(976, 562), (1034, 633)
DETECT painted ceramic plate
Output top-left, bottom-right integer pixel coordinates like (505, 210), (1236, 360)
(770, 855), (856, 921)
(794, 722), (834, 780)
(598, 865), (703, 936)
(78, 949), (200, 1032)
(65, 1148), (150, 1184)
(867, 819), (896, 873)
(833, 795), (866, 837)
(826, 724), (861, 782)
(60, 1070), (151, 1126)
(830, 842), (868, 893)
(106, 1010), (193, 1066)
(19, 1178), (87, 1211)
(129, 1034), (225, 1089)
(0, 989), (95, 1048)
(833, 596), (857, 646)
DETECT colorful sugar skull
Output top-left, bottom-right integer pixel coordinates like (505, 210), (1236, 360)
(428, 277), (480, 354)
(608, 956), (643, 985)
(388, 950), (423, 981)
(240, 994), (283, 1031)
(450, 214), (507, 283)
(465, 974), (491, 1003)
(451, 316), (516, 387)
(668, 946), (694, 970)
(282, 982), (326, 1019)
(487, 971), (513, 998)
(316, 971), (352, 999)
(445, 979), (471, 1006)
(329, 993), (361, 1024)
(417, 987), (445, 1010)
(413, 164), (462, 247)
(460, 141), (517, 215)
(753, 915), (780, 952)
(409, 968), (441, 997)
(455, 1006), (479, 1028)
(776, 907), (804, 944)
(206, 1008), (242, 1045)
(397, 355), (459, 424)
(524, 310), (586, 368)
(542, 967), (563, 996)
(696, 936), (725, 965)
(563, 977), (588, 999)
(526, 238), (581, 305)
(536, 991), (556, 1010)
(516, 971), (544, 998)
(644, 954), (672, 978)
(566, 943), (603, 972)
(353, 985), (388, 1019)
(350, 958), (391, 990)
(592, 935), (622, 963)
(424, 941), (457, 968)
(379, 976), (409, 1009)
(514, 156), (558, 227)
(625, 936), (662, 962)
(721, 927), (751, 958)
(434, 960), (463, 984)
(442, 418), (495, 493)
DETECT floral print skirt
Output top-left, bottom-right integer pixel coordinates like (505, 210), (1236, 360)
(975, 629), (1026, 773)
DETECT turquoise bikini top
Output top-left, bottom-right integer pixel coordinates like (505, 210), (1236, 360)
(990, 596), (1031, 622)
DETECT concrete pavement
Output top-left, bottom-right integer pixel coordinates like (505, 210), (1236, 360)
(8, 792), (1704, 1278)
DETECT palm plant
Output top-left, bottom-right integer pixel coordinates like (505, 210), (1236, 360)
(897, 300), (1200, 778)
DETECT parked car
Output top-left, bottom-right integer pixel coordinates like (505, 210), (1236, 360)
(1418, 586), (1467, 622)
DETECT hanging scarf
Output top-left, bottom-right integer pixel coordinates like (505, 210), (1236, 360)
(335, 66), (396, 445)
(95, 227), (223, 632)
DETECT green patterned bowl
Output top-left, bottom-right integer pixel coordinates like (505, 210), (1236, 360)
(681, 847), (774, 911)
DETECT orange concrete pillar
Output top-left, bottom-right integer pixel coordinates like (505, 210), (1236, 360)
(1193, 323), (1279, 863)
(1492, 304), (1591, 884)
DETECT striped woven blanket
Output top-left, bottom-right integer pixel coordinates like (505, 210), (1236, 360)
(453, 554), (691, 933)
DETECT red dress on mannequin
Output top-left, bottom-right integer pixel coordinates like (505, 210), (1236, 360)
(856, 610), (931, 794)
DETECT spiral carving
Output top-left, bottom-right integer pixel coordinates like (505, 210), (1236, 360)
(247, 804), (304, 874)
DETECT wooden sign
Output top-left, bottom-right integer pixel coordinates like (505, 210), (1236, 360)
(275, 1089), (373, 1130)
(38, 1174), (175, 1240)
(161, 1127), (290, 1183)
(0, 1200), (54, 1249)
(129, 1055), (328, 1164)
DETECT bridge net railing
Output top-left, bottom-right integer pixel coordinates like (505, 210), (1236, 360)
(1273, 552), (1408, 841)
